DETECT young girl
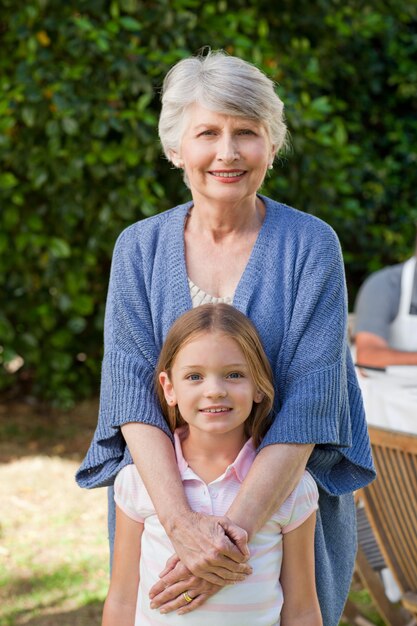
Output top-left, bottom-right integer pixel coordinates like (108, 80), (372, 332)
(102, 303), (322, 626)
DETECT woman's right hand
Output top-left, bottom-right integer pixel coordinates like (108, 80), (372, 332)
(165, 511), (251, 584)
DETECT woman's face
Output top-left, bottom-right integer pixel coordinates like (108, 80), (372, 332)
(172, 103), (275, 207)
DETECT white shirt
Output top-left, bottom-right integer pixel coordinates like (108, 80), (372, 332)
(114, 428), (319, 626)
(389, 257), (417, 350)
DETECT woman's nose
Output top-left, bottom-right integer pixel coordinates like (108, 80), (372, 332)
(217, 134), (239, 162)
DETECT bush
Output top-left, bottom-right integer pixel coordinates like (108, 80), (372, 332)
(260, 0), (417, 295)
(1, 0), (416, 404)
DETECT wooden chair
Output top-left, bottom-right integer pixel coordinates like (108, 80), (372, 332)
(343, 506), (408, 626)
(350, 426), (417, 626)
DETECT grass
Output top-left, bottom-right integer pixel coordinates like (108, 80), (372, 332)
(0, 452), (108, 626)
(0, 398), (385, 625)
(0, 399), (108, 626)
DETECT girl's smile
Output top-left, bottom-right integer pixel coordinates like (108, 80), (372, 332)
(159, 330), (263, 442)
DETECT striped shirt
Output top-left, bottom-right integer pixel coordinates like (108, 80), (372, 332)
(114, 427), (319, 626)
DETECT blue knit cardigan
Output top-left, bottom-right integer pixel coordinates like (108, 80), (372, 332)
(76, 196), (375, 625)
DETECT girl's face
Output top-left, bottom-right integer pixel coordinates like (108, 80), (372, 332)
(159, 331), (263, 440)
(171, 103), (275, 207)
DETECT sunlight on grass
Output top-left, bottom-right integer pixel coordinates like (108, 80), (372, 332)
(0, 456), (108, 626)
(1, 562), (107, 622)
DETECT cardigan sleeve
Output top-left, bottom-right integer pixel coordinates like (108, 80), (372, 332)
(76, 225), (172, 488)
(258, 220), (375, 494)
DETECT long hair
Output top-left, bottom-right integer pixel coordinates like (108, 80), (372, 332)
(155, 303), (274, 447)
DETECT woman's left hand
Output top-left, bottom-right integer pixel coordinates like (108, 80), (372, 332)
(149, 556), (223, 614)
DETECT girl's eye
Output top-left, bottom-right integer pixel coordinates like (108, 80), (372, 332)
(187, 374), (202, 381)
(227, 372), (243, 379)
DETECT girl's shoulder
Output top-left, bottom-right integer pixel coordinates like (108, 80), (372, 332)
(273, 471), (319, 532)
(114, 464), (155, 522)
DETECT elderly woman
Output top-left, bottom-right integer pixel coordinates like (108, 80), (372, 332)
(77, 51), (375, 626)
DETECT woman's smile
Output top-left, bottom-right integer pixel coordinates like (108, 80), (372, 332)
(208, 169), (247, 182)
(172, 103), (275, 205)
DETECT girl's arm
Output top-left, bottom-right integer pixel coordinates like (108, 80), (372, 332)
(102, 505), (143, 626)
(122, 423), (251, 583)
(280, 512), (322, 626)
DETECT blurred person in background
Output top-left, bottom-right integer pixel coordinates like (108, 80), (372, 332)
(354, 239), (417, 368)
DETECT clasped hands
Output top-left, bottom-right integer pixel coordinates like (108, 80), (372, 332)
(149, 511), (252, 615)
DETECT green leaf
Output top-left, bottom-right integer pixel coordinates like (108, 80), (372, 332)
(310, 96), (333, 115)
(0, 173), (18, 189)
(72, 295), (94, 316)
(32, 170), (48, 188)
(0, 314), (15, 341)
(62, 118), (79, 135)
(0, 233), (8, 253)
(50, 352), (73, 371)
(334, 120), (348, 146)
(2, 206), (20, 228)
(91, 119), (109, 137)
(27, 214), (44, 232)
(119, 16), (142, 31)
(68, 316), (87, 333)
(50, 329), (73, 348)
(21, 107), (36, 127)
(73, 16), (93, 31)
(49, 238), (71, 258)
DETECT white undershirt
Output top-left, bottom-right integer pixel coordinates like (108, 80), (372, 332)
(188, 277), (233, 307)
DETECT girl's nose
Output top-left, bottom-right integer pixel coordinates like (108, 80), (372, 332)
(203, 381), (227, 398)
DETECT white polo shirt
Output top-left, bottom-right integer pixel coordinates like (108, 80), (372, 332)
(114, 428), (319, 626)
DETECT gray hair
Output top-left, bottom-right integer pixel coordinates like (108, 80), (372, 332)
(158, 50), (287, 163)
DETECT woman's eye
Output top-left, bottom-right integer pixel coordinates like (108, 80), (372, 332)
(238, 129), (256, 135)
(199, 130), (216, 136)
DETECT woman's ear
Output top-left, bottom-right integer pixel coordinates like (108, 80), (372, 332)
(159, 371), (177, 406)
(168, 149), (184, 169)
(268, 144), (277, 169)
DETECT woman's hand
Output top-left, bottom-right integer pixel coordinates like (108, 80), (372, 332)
(166, 511), (251, 584)
(149, 557), (228, 615)
(122, 426), (250, 582)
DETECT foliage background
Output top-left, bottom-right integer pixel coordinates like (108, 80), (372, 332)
(1, 0), (416, 405)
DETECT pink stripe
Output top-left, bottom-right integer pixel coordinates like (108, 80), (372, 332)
(251, 544), (282, 558)
(198, 596), (278, 612)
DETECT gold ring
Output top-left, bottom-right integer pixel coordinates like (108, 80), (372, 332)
(183, 591), (193, 603)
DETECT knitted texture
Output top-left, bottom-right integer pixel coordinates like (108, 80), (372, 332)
(76, 195), (375, 626)
(76, 195), (374, 491)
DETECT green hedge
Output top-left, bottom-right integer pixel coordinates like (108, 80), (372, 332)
(1, 0), (416, 405)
